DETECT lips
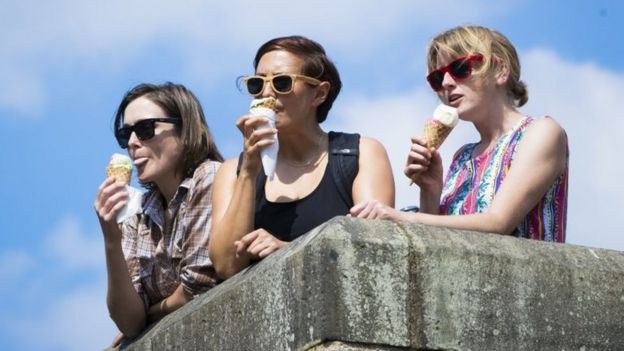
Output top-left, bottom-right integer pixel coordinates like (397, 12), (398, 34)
(448, 93), (462, 106)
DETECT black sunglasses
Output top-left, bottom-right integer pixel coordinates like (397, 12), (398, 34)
(242, 74), (321, 96)
(115, 117), (180, 149)
(426, 55), (483, 92)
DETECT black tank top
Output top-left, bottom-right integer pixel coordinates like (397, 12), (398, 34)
(254, 152), (351, 241)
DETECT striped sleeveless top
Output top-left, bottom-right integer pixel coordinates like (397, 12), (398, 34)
(440, 116), (568, 242)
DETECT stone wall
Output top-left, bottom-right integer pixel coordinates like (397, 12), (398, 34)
(123, 217), (624, 351)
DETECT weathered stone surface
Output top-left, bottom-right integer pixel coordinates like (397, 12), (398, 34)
(123, 217), (624, 351)
(405, 226), (624, 350)
(306, 341), (408, 350)
(398, 222), (624, 350)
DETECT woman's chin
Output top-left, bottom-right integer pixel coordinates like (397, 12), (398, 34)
(136, 172), (152, 184)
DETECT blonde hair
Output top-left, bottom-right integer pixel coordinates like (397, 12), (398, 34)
(426, 25), (528, 107)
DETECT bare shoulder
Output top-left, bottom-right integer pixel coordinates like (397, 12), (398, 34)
(214, 158), (239, 181)
(524, 116), (566, 141)
(212, 158), (240, 207)
(517, 116), (568, 164)
(358, 136), (387, 155)
(357, 136), (392, 172)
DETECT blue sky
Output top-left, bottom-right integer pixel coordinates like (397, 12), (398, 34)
(1, 1), (622, 350)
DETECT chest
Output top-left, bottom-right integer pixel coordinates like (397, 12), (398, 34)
(264, 158), (328, 202)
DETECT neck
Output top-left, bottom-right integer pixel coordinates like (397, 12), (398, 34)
(155, 175), (183, 206)
(278, 127), (327, 166)
(472, 99), (522, 146)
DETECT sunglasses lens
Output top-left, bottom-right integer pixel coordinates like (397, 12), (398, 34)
(115, 128), (131, 148)
(427, 71), (444, 91)
(272, 75), (293, 93)
(450, 59), (471, 79)
(115, 120), (157, 148)
(246, 77), (264, 95)
(427, 56), (479, 91)
(134, 120), (156, 141)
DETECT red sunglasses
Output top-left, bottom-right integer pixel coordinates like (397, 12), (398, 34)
(426, 55), (484, 92)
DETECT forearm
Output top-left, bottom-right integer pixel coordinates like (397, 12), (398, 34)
(210, 172), (257, 278)
(419, 187), (442, 214)
(146, 284), (192, 323)
(104, 239), (147, 338)
(410, 211), (512, 235)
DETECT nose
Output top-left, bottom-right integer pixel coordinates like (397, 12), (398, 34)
(260, 77), (276, 98)
(441, 72), (456, 91)
(127, 131), (141, 149)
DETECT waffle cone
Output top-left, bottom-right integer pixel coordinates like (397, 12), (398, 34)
(107, 165), (131, 185)
(424, 119), (453, 150)
(250, 97), (276, 111)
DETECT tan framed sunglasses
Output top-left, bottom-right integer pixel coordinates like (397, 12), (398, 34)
(242, 74), (322, 96)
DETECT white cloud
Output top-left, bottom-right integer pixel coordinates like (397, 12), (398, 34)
(327, 90), (479, 210)
(522, 49), (624, 251)
(0, 251), (37, 282)
(0, 0), (503, 117)
(44, 215), (104, 270)
(2, 215), (115, 351)
(330, 49), (624, 251)
(9, 283), (117, 351)
(0, 65), (46, 117)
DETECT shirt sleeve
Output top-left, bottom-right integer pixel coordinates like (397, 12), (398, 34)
(178, 161), (221, 295)
(120, 218), (151, 311)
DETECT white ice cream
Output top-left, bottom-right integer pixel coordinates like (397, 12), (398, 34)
(109, 153), (133, 171)
(433, 104), (459, 128)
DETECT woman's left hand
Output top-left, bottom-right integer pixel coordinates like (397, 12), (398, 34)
(234, 229), (287, 259)
(349, 200), (413, 222)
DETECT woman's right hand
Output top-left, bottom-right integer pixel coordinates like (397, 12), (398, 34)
(94, 177), (128, 239)
(404, 136), (444, 192)
(234, 228), (287, 259)
(235, 115), (277, 176)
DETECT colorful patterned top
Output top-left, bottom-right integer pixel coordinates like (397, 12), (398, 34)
(440, 116), (568, 242)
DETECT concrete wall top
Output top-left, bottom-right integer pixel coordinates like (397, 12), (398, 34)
(123, 217), (624, 351)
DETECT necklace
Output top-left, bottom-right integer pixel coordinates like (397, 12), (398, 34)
(282, 150), (328, 168)
(281, 133), (327, 168)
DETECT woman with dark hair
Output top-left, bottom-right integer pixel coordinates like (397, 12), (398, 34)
(94, 82), (223, 344)
(209, 35), (395, 279)
(352, 25), (568, 242)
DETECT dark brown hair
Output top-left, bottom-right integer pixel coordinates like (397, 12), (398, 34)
(113, 82), (223, 188)
(253, 35), (342, 123)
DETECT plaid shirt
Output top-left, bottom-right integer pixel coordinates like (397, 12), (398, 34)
(121, 160), (220, 310)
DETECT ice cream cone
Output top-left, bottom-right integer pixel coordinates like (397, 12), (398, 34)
(250, 96), (276, 111)
(424, 119), (453, 150)
(410, 104), (459, 186)
(106, 153), (133, 185)
(424, 104), (459, 150)
(107, 165), (131, 185)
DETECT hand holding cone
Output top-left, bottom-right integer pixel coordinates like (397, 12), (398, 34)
(409, 104), (458, 186)
(249, 97), (279, 180)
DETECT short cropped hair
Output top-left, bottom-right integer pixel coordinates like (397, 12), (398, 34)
(253, 35), (342, 122)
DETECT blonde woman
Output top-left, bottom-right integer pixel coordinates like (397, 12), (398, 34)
(352, 25), (568, 242)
